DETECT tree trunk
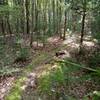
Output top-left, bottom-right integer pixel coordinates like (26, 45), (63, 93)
(7, 16), (12, 35)
(79, 11), (86, 54)
(52, 0), (56, 34)
(1, 19), (5, 36)
(25, 0), (30, 34)
(30, 1), (34, 47)
(59, 0), (62, 38)
(63, 0), (67, 40)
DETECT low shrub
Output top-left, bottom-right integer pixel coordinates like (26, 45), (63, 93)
(37, 60), (81, 99)
(88, 52), (100, 67)
(0, 66), (20, 77)
(15, 47), (30, 63)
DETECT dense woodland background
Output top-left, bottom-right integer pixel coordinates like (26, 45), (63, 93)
(0, 0), (100, 100)
(0, 0), (99, 44)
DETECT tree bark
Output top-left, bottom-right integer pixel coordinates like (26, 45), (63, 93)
(52, 0), (56, 34)
(79, 11), (86, 54)
(63, 0), (67, 40)
(1, 19), (5, 36)
(30, 1), (34, 47)
(25, 0), (30, 34)
(7, 16), (12, 35)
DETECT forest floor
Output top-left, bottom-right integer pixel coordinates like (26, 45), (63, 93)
(1, 36), (64, 100)
(0, 34), (99, 100)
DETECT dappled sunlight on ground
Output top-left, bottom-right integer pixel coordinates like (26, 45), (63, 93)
(63, 34), (79, 49)
(63, 34), (97, 49)
(4, 33), (100, 100)
(47, 36), (61, 44)
(83, 41), (95, 47)
(37, 64), (61, 78)
(35, 64), (52, 78)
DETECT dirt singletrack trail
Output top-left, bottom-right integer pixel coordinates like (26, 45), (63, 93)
(4, 35), (97, 100)
(5, 37), (66, 100)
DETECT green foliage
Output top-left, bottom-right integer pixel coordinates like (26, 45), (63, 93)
(38, 73), (51, 93)
(93, 91), (100, 100)
(0, 5), (21, 17)
(5, 77), (27, 100)
(93, 33), (100, 43)
(38, 60), (81, 97)
(0, 66), (20, 77)
(51, 67), (65, 85)
(88, 52), (100, 67)
(38, 59), (100, 99)
(0, 44), (15, 67)
(16, 47), (30, 61)
(84, 91), (100, 100)
(5, 51), (51, 100)
(91, 8), (100, 43)
(38, 65), (65, 94)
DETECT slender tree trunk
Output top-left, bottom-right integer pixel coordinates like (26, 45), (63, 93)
(48, 8), (51, 36)
(43, 11), (47, 47)
(34, 0), (39, 47)
(0, 18), (6, 43)
(25, 0), (30, 34)
(30, 1), (34, 47)
(79, 11), (86, 54)
(52, 0), (56, 34)
(80, 12), (86, 45)
(7, 16), (12, 35)
(56, 0), (59, 35)
(1, 19), (5, 36)
(20, 0), (25, 34)
(59, 0), (62, 38)
(63, 0), (67, 40)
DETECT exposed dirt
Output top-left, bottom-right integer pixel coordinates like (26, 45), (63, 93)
(0, 77), (15, 100)
(0, 34), (99, 100)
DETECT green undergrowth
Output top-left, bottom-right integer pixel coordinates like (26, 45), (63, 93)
(0, 67), (20, 77)
(5, 52), (49, 100)
(5, 45), (66, 100)
(5, 77), (27, 100)
(37, 59), (100, 100)
(37, 60), (81, 99)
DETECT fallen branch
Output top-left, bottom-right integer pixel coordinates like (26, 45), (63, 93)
(55, 59), (98, 73)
